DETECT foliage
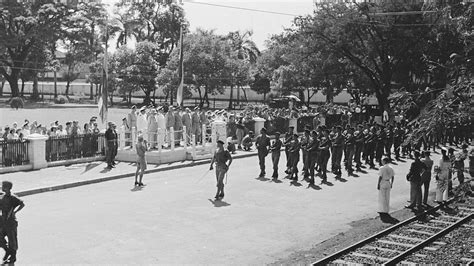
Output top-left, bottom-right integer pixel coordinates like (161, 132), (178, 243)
(115, 0), (188, 66)
(0, 1), (73, 97)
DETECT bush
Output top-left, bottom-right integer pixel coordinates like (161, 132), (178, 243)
(54, 95), (69, 104)
(10, 97), (24, 109)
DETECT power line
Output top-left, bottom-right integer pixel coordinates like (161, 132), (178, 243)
(183, 1), (299, 17)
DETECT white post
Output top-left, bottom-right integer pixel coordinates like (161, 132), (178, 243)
(131, 127), (137, 147)
(158, 128), (163, 153)
(27, 133), (48, 170)
(253, 117), (265, 135)
(119, 127), (125, 150)
(170, 127), (175, 151)
(183, 126), (187, 151)
(202, 124), (206, 146)
(191, 134), (196, 160)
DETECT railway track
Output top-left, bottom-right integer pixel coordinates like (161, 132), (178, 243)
(313, 197), (474, 265)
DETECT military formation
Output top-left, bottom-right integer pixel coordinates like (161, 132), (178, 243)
(252, 118), (472, 186)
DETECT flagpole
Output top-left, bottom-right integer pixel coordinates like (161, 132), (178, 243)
(176, 24), (184, 107)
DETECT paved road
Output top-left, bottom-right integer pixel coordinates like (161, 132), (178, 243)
(17, 154), (437, 264)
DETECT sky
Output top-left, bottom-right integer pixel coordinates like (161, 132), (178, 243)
(102, 0), (315, 50)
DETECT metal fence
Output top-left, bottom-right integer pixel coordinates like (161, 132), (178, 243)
(45, 133), (106, 162)
(0, 139), (30, 167)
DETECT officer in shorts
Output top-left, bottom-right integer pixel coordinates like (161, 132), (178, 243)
(135, 135), (148, 186)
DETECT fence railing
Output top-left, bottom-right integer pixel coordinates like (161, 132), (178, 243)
(0, 139), (30, 167)
(45, 133), (106, 162)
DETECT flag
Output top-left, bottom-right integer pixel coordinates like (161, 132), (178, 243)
(176, 25), (184, 106)
(99, 38), (108, 124)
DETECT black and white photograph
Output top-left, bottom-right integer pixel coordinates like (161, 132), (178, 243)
(0, 0), (473, 264)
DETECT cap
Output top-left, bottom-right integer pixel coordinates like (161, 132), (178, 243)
(140, 106), (146, 111)
(261, 127), (267, 133)
(1, 181), (12, 190)
(217, 140), (224, 145)
(275, 131), (281, 136)
(194, 106), (199, 111)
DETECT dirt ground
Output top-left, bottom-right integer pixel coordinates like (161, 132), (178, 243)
(269, 205), (424, 265)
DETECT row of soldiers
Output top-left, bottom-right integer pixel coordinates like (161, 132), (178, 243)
(254, 121), (471, 185)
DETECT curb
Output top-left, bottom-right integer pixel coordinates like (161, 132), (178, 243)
(16, 151), (258, 197)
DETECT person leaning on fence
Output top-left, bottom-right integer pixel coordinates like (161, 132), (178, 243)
(105, 122), (118, 169)
(209, 140), (232, 200)
(135, 135), (148, 187)
(0, 181), (25, 263)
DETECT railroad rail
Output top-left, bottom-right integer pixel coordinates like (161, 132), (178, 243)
(313, 198), (474, 265)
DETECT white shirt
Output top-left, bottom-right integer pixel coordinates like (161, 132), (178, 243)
(378, 164), (395, 189)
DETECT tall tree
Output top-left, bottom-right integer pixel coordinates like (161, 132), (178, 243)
(0, 1), (72, 97)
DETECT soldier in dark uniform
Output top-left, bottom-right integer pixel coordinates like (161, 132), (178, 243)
(318, 129), (331, 182)
(393, 123), (403, 160)
(209, 140), (232, 200)
(288, 133), (300, 180)
(331, 126), (344, 177)
(105, 122), (118, 169)
(375, 124), (386, 166)
(255, 128), (271, 177)
(284, 126), (294, 174)
(307, 130), (319, 185)
(384, 124), (393, 160)
(0, 181), (25, 263)
(354, 124), (365, 171)
(365, 126), (376, 169)
(344, 127), (356, 175)
(270, 132), (283, 179)
(300, 129), (311, 179)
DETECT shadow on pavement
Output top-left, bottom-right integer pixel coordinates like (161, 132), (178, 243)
(358, 169), (368, 174)
(81, 162), (100, 174)
(100, 167), (112, 173)
(255, 176), (271, 182)
(335, 177), (348, 183)
(321, 181), (334, 186)
(350, 173), (360, 178)
(290, 180), (302, 187)
(271, 179), (283, 183)
(380, 213), (400, 224)
(307, 184), (321, 190)
(208, 199), (231, 207)
(130, 186), (144, 192)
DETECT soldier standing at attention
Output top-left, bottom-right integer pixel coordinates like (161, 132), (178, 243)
(284, 126), (295, 174)
(255, 128), (271, 177)
(307, 130), (320, 185)
(209, 140), (232, 200)
(135, 135), (148, 186)
(105, 122), (118, 169)
(288, 133), (301, 180)
(354, 124), (365, 172)
(0, 181), (25, 263)
(301, 129), (311, 179)
(393, 123), (403, 160)
(344, 127), (356, 176)
(270, 132), (283, 179)
(318, 128), (331, 183)
(331, 126), (344, 177)
(375, 124), (386, 166)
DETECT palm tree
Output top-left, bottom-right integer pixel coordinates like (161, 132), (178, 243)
(225, 30), (260, 109)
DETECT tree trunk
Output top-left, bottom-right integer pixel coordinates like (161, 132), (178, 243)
(65, 79), (71, 97)
(228, 84), (234, 109)
(241, 87), (248, 103)
(109, 90), (114, 106)
(89, 82), (93, 100)
(236, 84), (240, 106)
(128, 91), (132, 104)
(31, 74), (40, 100)
(298, 90), (305, 107)
(143, 89), (151, 105)
(6, 71), (20, 97)
(0, 79), (5, 96)
(152, 87), (156, 104)
(326, 86), (333, 104)
(196, 85), (203, 107)
(54, 71), (58, 99)
(204, 86), (210, 108)
(20, 79), (25, 97)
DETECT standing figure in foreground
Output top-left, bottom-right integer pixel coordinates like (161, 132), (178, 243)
(270, 132), (283, 179)
(209, 140), (232, 200)
(377, 157), (394, 220)
(135, 135), (148, 186)
(435, 148), (451, 203)
(421, 151), (434, 206)
(0, 181), (25, 263)
(405, 151), (427, 211)
(255, 128), (271, 177)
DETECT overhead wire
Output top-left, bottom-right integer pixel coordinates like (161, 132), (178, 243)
(183, 1), (299, 17)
